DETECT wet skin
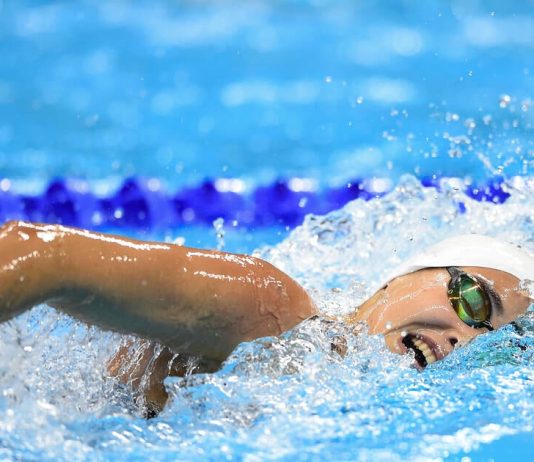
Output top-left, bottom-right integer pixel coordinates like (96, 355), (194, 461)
(0, 220), (316, 361)
(0, 221), (531, 414)
(348, 267), (532, 368)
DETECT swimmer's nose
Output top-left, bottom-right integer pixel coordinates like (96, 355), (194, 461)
(443, 322), (487, 349)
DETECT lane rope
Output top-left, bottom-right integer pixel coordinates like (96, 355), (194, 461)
(0, 176), (511, 229)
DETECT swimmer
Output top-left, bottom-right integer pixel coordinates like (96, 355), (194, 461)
(0, 221), (532, 415)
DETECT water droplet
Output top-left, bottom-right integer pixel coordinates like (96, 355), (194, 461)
(464, 118), (476, 130)
(385, 322), (393, 330)
(91, 211), (103, 226)
(213, 217), (225, 250)
(382, 131), (396, 141)
(173, 236), (185, 246)
(519, 280), (534, 300)
(499, 94), (511, 108)
(356, 96), (364, 104)
(324, 76), (332, 84)
(482, 114), (492, 125)
(0, 178), (11, 191)
(445, 112), (460, 122)
(448, 148), (462, 158)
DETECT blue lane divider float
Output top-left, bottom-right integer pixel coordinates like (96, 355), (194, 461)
(0, 176), (512, 230)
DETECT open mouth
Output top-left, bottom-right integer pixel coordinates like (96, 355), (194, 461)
(402, 334), (438, 369)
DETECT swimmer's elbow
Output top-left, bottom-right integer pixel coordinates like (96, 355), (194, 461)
(240, 257), (317, 338)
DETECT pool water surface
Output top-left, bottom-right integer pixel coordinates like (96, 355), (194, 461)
(0, 1), (533, 461)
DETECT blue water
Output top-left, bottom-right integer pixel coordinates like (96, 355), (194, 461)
(0, 0), (532, 188)
(0, 1), (533, 461)
(1, 181), (533, 462)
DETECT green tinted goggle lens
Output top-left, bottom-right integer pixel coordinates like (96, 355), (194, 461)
(447, 269), (492, 330)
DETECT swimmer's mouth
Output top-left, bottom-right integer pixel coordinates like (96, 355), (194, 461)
(402, 334), (438, 369)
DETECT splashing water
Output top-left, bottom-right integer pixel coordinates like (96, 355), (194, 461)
(213, 217), (226, 251)
(0, 176), (533, 461)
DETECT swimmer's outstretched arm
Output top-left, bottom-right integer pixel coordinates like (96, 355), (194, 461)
(0, 221), (316, 361)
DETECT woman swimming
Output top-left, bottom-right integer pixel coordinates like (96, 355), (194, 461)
(0, 221), (532, 415)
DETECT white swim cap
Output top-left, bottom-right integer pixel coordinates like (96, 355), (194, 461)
(384, 234), (534, 285)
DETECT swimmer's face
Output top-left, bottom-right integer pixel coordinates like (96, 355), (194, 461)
(352, 267), (532, 369)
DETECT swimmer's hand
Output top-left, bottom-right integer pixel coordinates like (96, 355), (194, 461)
(0, 221), (316, 362)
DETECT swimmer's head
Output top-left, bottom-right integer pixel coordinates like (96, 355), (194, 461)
(348, 235), (534, 369)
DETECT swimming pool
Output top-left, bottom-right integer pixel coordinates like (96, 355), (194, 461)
(0, 1), (533, 461)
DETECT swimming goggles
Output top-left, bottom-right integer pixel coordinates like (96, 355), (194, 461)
(447, 267), (495, 331)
